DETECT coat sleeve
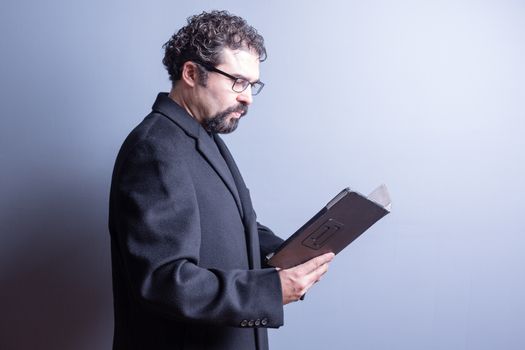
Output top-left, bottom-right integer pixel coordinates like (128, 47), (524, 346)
(257, 222), (284, 267)
(110, 137), (284, 328)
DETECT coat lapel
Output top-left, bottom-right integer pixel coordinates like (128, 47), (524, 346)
(196, 134), (244, 218)
(151, 93), (244, 218)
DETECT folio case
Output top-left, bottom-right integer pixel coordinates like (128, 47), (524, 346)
(267, 184), (391, 269)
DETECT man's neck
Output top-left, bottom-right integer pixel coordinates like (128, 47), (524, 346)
(168, 87), (200, 123)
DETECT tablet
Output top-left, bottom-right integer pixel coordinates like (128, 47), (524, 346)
(266, 185), (391, 269)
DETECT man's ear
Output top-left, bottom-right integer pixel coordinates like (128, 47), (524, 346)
(180, 61), (199, 87)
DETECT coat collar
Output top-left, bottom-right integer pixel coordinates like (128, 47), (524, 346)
(151, 93), (244, 218)
(151, 93), (201, 138)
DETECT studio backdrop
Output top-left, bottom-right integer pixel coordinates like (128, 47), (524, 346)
(1, 0), (524, 349)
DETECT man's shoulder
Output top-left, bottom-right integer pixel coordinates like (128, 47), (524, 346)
(130, 112), (193, 145)
(115, 112), (196, 164)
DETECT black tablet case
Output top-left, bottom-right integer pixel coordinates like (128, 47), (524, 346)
(267, 186), (390, 269)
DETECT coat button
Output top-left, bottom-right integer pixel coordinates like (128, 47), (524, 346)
(261, 318), (268, 326)
(240, 320), (248, 327)
(255, 319), (261, 326)
(248, 320), (255, 327)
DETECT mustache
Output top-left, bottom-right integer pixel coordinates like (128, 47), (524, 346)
(223, 103), (248, 117)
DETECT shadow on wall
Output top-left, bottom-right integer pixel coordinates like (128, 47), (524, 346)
(0, 179), (114, 350)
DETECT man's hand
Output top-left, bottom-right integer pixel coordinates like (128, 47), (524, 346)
(277, 252), (335, 305)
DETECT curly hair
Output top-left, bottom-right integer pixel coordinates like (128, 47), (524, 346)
(162, 10), (267, 85)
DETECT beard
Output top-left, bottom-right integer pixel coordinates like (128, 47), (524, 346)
(202, 103), (248, 134)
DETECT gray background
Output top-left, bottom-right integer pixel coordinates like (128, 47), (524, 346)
(1, 0), (524, 349)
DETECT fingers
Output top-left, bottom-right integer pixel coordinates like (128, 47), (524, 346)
(279, 252), (335, 304)
(297, 252), (335, 275)
(292, 252), (334, 289)
(294, 261), (330, 302)
(304, 257), (330, 287)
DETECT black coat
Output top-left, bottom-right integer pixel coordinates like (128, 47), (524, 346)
(109, 93), (285, 350)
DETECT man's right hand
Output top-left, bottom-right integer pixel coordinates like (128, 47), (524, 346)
(277, 252), (335, 305)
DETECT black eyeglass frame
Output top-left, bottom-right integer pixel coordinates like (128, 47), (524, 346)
(193, 61), (265, 96)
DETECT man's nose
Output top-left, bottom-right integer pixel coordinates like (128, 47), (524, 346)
(236, 87), (253, 105)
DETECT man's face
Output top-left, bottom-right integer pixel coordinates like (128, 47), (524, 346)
(194, 48), (260, 134)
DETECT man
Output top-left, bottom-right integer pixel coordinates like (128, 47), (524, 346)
(109, 10), (333, 350)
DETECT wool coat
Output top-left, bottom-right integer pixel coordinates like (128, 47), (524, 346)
(109, 93), (285, 350)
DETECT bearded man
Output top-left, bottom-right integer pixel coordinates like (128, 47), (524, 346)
(108, 10), (333, 350)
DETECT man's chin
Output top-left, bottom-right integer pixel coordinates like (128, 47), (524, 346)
(204, 118), (239, 134)
(218, 119), (239, 134)
(204, 107), (245, 134)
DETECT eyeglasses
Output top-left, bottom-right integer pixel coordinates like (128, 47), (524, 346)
(193, 61), (265, 96)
